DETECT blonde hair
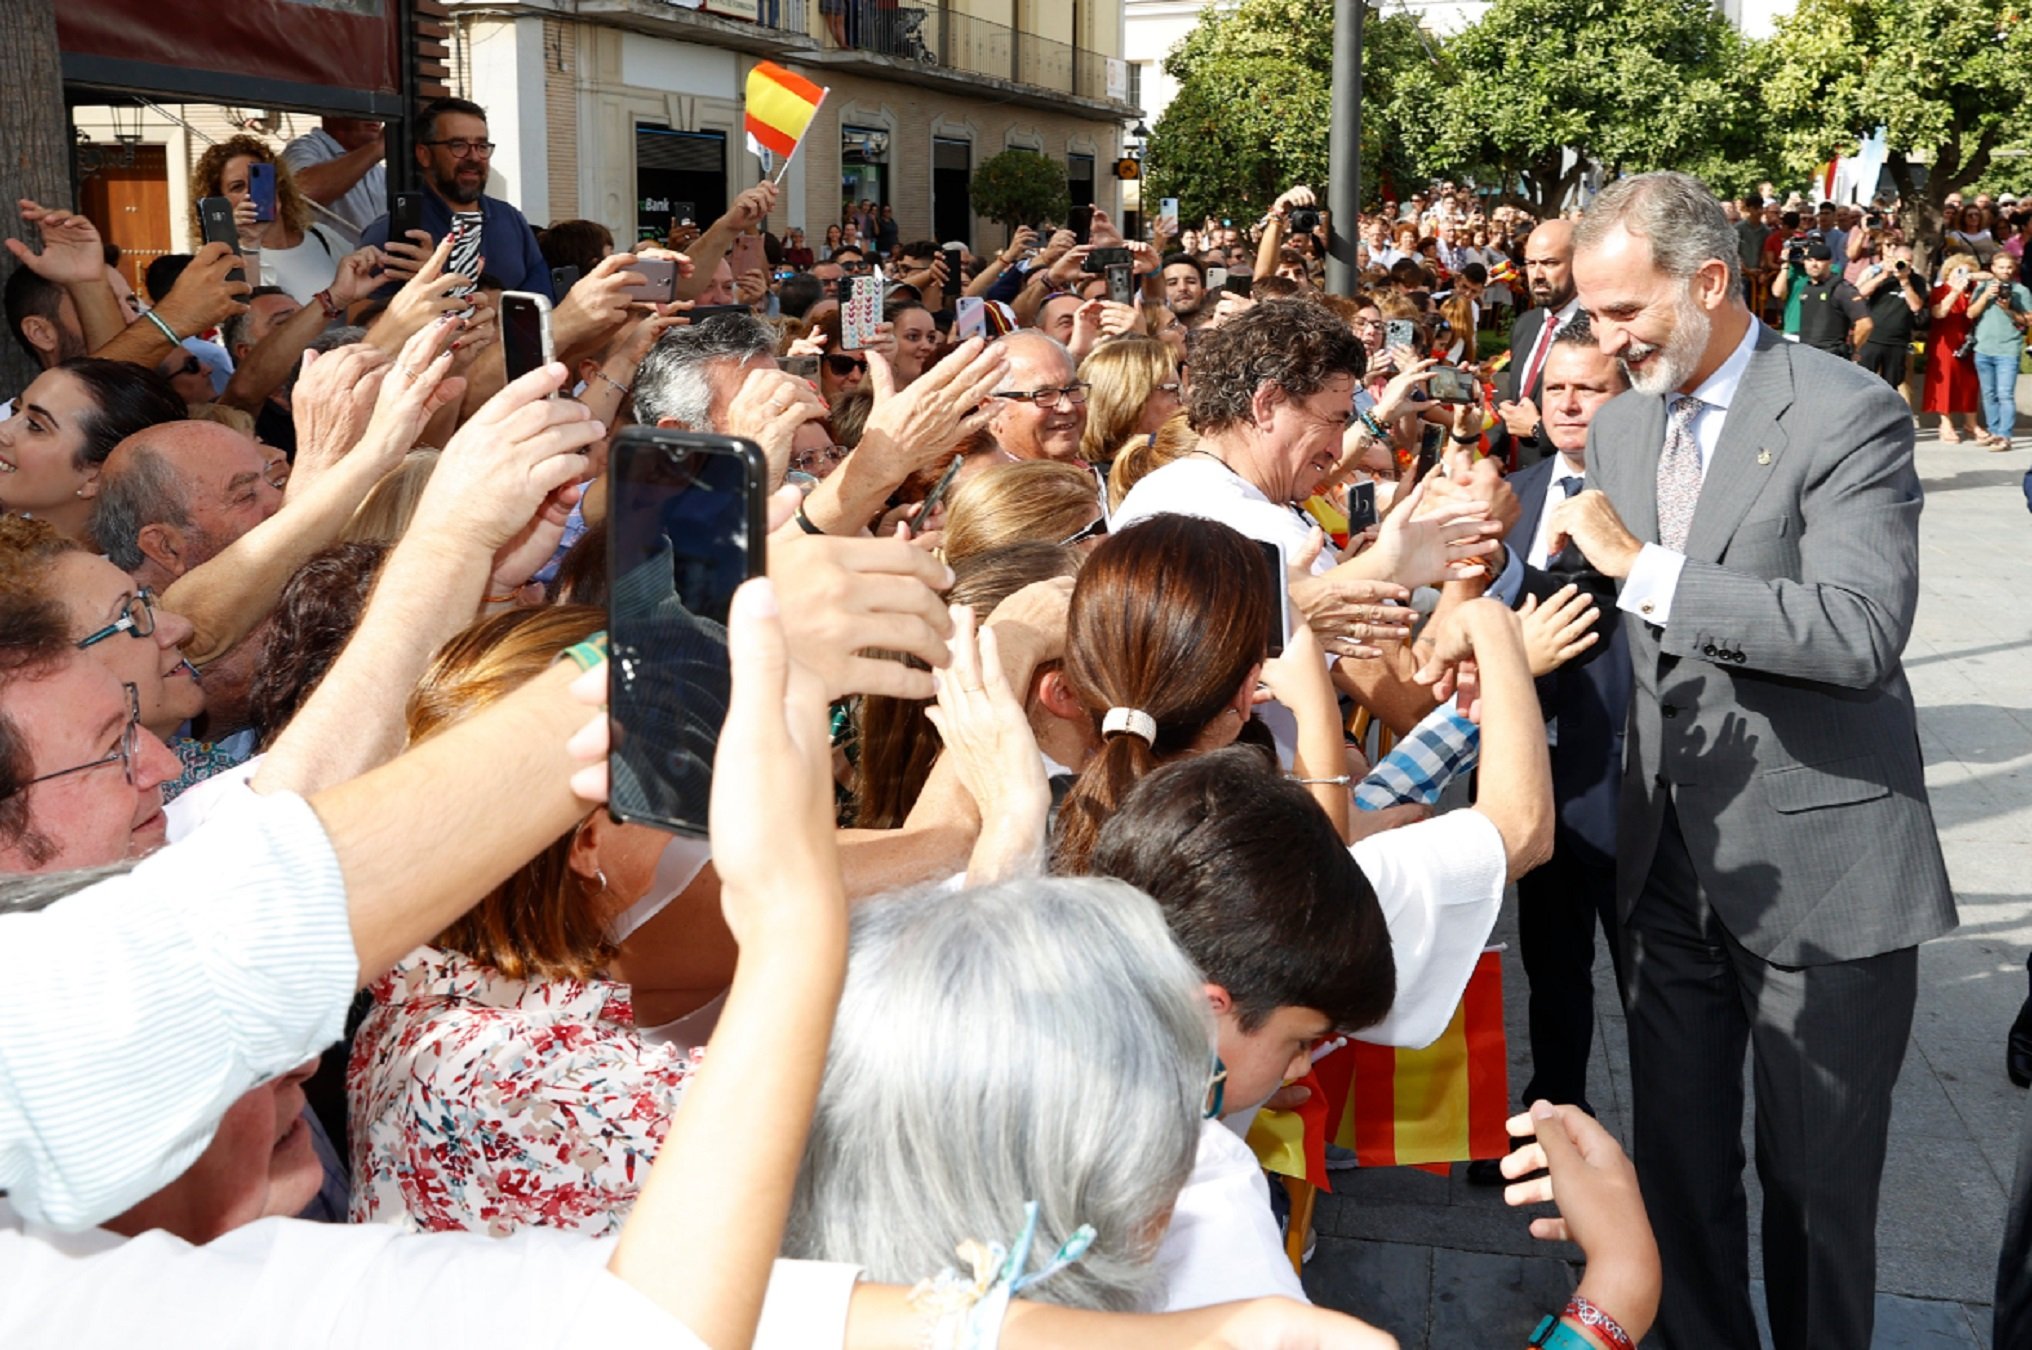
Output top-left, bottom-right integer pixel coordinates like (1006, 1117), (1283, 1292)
(941, 460), (1105, 565)
(1078, 336), (1177, 466)
(188, 135), (313, 241)
(1106, 411), (1197, 512)
(1938, 252), (1982, 282)
(344, 450), (440, 543)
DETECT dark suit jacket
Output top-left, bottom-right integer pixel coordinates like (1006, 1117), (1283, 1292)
(1506, 457), (1632, 867)
(1589, 322), (1955, 965)
(1495, 307), (1557, 466)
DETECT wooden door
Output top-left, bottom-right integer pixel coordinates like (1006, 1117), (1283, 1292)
(79, 145), (171, 296)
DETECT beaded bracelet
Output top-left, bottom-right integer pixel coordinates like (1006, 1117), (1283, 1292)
(1563, 1295), (1634, 1350)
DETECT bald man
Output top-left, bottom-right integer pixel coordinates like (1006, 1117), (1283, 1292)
(1495, 219), (1580, 467)
(985, 330), (1089, 465)
(92, 421), (284, 592)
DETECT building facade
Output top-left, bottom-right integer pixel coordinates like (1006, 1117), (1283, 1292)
(448, 0), (1140, 250)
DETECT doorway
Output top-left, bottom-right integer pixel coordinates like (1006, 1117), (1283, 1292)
(78, 145), (171, 295)
(932, 136), (971, 247)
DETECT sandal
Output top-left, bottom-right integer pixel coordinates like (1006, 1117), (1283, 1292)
(1938, 425), (1963, 443)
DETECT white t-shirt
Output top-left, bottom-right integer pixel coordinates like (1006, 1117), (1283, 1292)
(1351, 808), (1508, 1049)
(1114, 455), (1336, 576)
(1155, 1120), (1307, 1310)
(280, 128), (385, 238)
(258, 223), (347, 305)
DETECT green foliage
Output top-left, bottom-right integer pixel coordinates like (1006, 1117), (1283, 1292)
(1760, 0), (2032, 244)
(969, 149), (1070, 229)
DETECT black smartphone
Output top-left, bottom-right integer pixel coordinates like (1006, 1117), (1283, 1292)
(1224, 273), (1254, 298)
(390, 191), (424, 244)
(1413, 423), (1444, 482)
(1083, 245), (1131, 275)
(777, 354), (819, 379)
(910, 454), (964, 533)
(625, 257), (677, 304)
(499, 290), (554, 385)
(247, 163), (277, 224)
(1069, 204), (1095, 246)
(943, 244), (965, 289)
(1347, 480), (1378, 533)
(1428, 366), (1478, 404)
(198, 196), (244, 285)
(550, 264), (580, 296)
(1253, 538), (1291, 659)
(607, 428), (770, 838)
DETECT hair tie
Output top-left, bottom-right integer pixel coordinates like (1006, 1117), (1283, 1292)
(1101, 707), (1157, 746)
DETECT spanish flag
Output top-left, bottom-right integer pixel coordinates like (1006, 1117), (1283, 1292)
(744, 62), (827, 159)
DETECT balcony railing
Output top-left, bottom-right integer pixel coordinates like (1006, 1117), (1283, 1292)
(815, 2), (1131, 105)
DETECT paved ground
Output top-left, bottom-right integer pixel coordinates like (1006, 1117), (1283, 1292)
(1303, 429), (2032, 1347)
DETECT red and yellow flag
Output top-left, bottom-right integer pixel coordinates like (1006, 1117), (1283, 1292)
(744, 61), (827, 158)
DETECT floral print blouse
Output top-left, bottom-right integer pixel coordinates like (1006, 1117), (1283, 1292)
(347, 945), (698, 1237)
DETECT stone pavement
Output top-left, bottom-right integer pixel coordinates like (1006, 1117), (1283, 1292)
(1302, 430), (2032, 1348)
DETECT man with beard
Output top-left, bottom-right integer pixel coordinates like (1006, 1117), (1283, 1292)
(1161, 253), (1209, 328)
(1547, 172), (1954, 1350)
(359, 97), (552, 299)
(1494, 219), (1581, 466)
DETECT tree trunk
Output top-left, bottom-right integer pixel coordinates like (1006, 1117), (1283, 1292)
(0, 0), (69, 399)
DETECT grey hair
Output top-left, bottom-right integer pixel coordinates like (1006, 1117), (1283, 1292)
(997, 327), (1076, 372)
(284, 328), (371, 396)
(630, 310), (776, 430)
(0, 860), (138, 916)
(1575, 171), (1741, 290)
(784, 876), (1210, 1310)
(92, 444), (191, 571)
(220, 286), (290, 356)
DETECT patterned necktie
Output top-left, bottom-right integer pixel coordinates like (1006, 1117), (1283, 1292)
(1655, 396), (1706, 552)
(1547, 475), (1589, 576)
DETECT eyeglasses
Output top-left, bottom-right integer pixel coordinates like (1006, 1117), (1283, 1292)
(76, 588), (158, 650)
(993, 382), (1089, 408)
(166, 355), (203, 379)
(1058, 515), (1109, 547)
(823, 354), (868, 377)
(422, 138), (496, 159)
(6, 683), (141, 798)
(1155, 381), (1182, 396)
(791, 443), (850, 474)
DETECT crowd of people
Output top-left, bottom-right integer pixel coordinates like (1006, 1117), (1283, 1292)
(0, 92), (2010, 1349)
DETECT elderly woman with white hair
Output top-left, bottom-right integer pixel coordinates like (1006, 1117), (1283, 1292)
(783, 875), (1212, 1312)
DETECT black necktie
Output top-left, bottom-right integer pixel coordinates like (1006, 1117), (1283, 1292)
(1547, 475), (1589, 577)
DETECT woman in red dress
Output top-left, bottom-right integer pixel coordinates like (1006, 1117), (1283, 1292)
(1926, 252), (1985, 441)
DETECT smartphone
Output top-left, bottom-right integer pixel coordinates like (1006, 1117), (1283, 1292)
(1159, 197), (1180, 223)
(247, 163), (277, 225)
(1069, 204), (1095, 246)
(198, 196), (244, 284)
(551, 264), (580, 296)
(1084, 245), (1131, 275)
(1223, 273), (1254, 298)
(626, 256), (678, 304)
(777, 354), (819, 380)
(911, 454), (964, 532)
(1253, 538), (1293, 659)
(956, 295), (987, 340)
(500, 291), (554, 385)
(674, 202), (697, 229)
(1413, 423), (1444, 482)
(1384, 318), (1418, 352)
(943, 243), (966, 290)
(842, 274), (882, 350)
(390, 191), (424, 244)
(1428, 366), (1478, 404)
(1104, 263), (1135, 307)
(607, 428), (769, 838)
(1346, 480), (1378, 533)
(727, 234), (766, 282)
(1205, 266), (1229, 292)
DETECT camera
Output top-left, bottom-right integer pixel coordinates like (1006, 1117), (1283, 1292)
(1287, 207), (1320, 233)
(1784, 241), (1806, 266)
(1894, 260), (1909, 274)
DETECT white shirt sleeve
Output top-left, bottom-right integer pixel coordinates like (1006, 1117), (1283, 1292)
(0, 1202), (867, 1349)
(0, 791), (356, 1229)
(1351, 810), (1508, 1049)
(1617, 542), (1686, 628)
(1155, 1121), (1307, 1311)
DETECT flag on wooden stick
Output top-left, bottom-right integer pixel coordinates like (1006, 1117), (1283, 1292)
(744, 61), (826, 160)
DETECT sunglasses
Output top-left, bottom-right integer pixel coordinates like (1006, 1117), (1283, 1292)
(167, 355), (203, 379)
(824, 354), (868, 377)
(1058, 515), (1109, 547)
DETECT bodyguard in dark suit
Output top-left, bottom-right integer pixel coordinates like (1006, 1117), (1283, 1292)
(1548, 173), (1956, 1350)
(1494, 219), (1582, 468)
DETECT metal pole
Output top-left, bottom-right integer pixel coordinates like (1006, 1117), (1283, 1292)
(1324, 0), (1362, 297)
(391, 0), (421, 195)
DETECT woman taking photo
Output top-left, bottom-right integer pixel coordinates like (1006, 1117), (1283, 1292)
(189, 136), (349, 304)
(1925, 252), (1986, 443)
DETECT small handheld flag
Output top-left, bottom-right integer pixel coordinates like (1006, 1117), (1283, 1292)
(744, 61), (828, 183)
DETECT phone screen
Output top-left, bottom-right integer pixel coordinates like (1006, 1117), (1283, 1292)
(248, 164), (277, 224)
(500, 291), (552, 384)
(1429, 366), (1477, 404)
(607, 429), (769, 837)
(1105, 263), (1135, 306)
(1253, 538), (1292, 659)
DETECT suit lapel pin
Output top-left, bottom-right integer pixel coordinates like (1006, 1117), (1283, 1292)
(1757, 449), (1773, 466)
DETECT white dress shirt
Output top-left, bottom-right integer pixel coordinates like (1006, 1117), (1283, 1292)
(0, 791), (356, 1230)
(1618, 319), (1763, 629)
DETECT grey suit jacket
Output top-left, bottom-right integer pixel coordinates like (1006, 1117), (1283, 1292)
(1588, 322), (1955, 966)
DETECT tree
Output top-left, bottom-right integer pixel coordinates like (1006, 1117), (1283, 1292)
(1386, 0), (1770, 217)
(1143, 0), (1433, 223)
(0, 0), (69, 397)
(969, 150), (1070, 234)
(1759, 0), (2032, 260)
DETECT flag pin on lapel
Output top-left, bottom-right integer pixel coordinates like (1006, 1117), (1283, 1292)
(1757, 449), (1772, 465)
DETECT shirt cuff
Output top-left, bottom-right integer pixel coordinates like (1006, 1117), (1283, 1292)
(1484, 544), (1525, 607)
(1618, 543), (1685, 627)
(755, 1260), (865, 1349)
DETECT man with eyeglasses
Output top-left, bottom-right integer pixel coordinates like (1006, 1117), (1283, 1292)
(359, 97), (553, 301)
(983, 331), (1089, 466)
(0, 594), (179, 873)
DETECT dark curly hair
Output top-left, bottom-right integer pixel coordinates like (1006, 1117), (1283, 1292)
(248, 542), (390, 748)
(1184, 297), (1366, 437)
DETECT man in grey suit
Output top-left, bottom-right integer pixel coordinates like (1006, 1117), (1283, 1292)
(1545, 172), (1957, 1350)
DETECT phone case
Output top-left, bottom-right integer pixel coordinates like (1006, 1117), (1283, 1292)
(842, 274), (882, 350)
(956, 296), (987, 340)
